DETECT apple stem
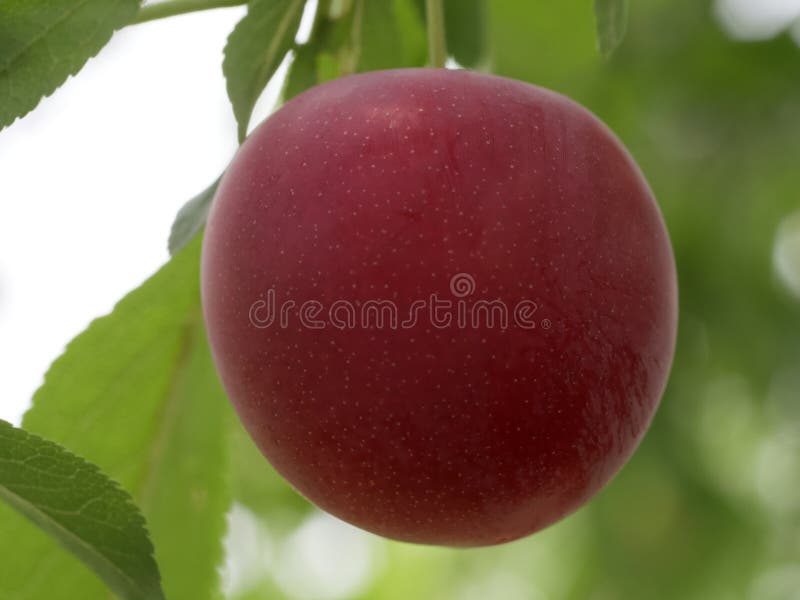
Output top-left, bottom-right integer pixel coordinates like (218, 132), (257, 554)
(132, 0), (246, 25)
(425, 0), (448, 69)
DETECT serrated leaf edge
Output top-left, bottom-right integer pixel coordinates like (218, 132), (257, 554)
(0, 0), (138, 130)
(0, 420), (164, 600)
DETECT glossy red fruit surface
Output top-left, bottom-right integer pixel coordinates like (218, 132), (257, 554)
(202, 68), (678, 546)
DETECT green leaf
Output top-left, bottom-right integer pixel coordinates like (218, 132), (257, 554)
(357, 0), (426, 72)
(594, 0), (629, 58)
(0, 420), (164, 600)
(229, 419), (311, 533)
(0, 236), (231, 600)
(283, 42), (321, 101)
(168, 177), (221, 256)
(316, 52), (340, 82)
(327, 0), (353, 19)
(0, 0), (139, 131)
(284, 0), (426, 102)
(443, 0), (486, 67)
(224, 0), (306, 141)
(282, 0), (352, 101)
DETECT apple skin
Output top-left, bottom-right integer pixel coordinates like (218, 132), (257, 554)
(202, 68), (678, 547)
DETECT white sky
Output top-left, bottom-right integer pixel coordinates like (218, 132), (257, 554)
(0, 9), (248, 424)
(1, 2), (798, 427)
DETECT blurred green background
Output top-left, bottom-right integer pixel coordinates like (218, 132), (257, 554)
(225, 1), (800, 599)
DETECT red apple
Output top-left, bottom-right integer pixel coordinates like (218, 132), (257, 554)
(202, 68), (678, 546)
